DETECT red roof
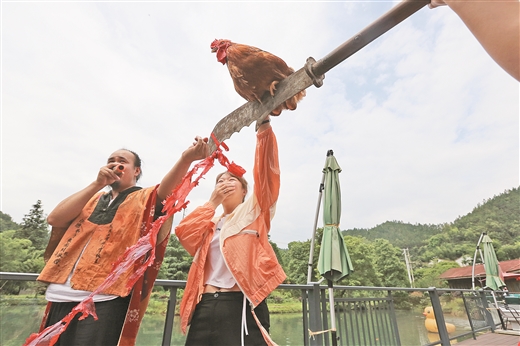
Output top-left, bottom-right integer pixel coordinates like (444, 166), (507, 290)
(439, 259), (520, 280)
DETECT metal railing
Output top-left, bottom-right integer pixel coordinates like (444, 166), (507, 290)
(0, 272), (505, 346)
(317, 285), (505, 346)
(334, 293), (400, 346)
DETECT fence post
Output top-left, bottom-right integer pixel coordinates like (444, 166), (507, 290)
(308, 282), (324, 346)
(161, 287), (177, 346)
(302, 289), (311, 346)
(320, 288), (331, 346)
(387, 290), (401, 346)
(461, 291), (477, 340)
(478, 290), (496, 332)
(429, 287), (451, 346)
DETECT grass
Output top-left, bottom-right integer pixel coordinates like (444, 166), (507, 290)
(268, 301), (302, 314)
(0, 294), (47, 306)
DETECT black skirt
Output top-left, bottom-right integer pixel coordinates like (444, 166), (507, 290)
(44, 295), (130, 346)
(185, 291), (270, 346)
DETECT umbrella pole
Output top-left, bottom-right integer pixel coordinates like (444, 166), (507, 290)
(328, 280), (338, 346)
(307, 176), (324, 283)
(307, 150), (334, 283)
(472, 232), (486, 290)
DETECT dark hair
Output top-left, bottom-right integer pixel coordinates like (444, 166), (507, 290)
(215, 171), (248, 199)
(121, 148), (142, 182)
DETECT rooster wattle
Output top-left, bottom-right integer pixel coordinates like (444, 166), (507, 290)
(210, 39), (306, 116)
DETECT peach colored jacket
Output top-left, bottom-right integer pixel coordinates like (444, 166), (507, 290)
(175, 127), (286, 335)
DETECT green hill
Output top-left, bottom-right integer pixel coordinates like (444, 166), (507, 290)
(344, 221), (441, 250)
(453, 187), (519, 245)
(343, 187), (520, 262)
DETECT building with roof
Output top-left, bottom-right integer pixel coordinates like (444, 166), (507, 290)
(439, 259), (520, 292)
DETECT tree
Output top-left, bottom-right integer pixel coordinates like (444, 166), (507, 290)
(16, 200), (49, 250)
(0, 230), (45, 294)
(268, 234), (285, 267)
(1, 211), (21, 232)
(337, 236), (381, 288)
(496, 242), (520, 260)
(414, 261), (460, 288)
(284, 240), (314, 284)
(159, 235), (192, 281)
(373, 239), (409, 288)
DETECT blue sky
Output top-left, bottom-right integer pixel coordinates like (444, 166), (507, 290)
(1, 1), (518, 248)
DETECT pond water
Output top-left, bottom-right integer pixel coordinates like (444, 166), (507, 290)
(1, 302), (478, 346)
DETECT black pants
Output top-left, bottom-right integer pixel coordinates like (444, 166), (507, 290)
(44, 296), (130, 346)
(185, 292), (270, 346)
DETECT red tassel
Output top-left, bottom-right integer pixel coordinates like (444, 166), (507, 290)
(228, 162), (246, 177)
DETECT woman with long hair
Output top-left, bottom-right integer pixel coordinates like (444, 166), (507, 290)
(175, 117), (285, 345)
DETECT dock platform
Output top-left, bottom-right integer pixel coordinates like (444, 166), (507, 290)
(456, 331), (519, 346)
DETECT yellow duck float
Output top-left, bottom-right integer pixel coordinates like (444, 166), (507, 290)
(422, 306), (456, 334)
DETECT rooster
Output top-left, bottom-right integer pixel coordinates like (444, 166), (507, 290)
(210, 39), (306, 116)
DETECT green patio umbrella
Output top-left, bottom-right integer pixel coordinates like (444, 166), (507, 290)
(482, 234), (506, 290)
(316, 150), (354, 346)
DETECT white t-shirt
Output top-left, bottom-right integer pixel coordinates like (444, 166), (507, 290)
(204, 216), (237, 288)
(45, 272), (119, 302)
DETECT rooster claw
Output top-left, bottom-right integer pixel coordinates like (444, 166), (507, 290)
(269, 81), (279, 97)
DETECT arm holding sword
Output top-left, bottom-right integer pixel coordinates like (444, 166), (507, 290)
(37, 139), (209, 346)
(175, 117), (284, 345)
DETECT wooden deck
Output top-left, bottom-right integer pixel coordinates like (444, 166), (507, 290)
(456, 331), (519, 346)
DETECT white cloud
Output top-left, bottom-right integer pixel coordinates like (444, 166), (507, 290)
(1, 2), (518, 249)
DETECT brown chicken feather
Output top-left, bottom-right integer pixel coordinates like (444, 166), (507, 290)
(211, 39), (305, 116)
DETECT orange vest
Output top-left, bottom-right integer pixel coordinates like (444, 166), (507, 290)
(38, 187), (155, 296)
(37, 185), (173, 345)
(175, 128), (286, 342)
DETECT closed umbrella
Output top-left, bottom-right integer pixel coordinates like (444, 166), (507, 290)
(482, 234), (506, 290)
(317, 150), (354, 346)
